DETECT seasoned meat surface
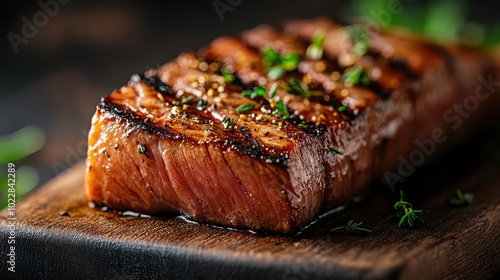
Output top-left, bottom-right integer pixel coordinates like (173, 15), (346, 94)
(85, 18), (490, 233)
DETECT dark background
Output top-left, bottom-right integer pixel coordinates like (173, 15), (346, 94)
(1, 0), (499, 192)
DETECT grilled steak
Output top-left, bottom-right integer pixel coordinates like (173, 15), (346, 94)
(85, 17), (491, 233)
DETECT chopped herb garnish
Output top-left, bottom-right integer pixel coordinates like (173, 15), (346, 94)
(342, 66), (371, 86)
(262, 47), (281, 67)
(137, 144), (149, 158)
(284, 78), (311, 98)
(306, 30), (325, 60)
(330, 220), (372, 235)
(221, 67), (235, 83)
(280, 52), (300, 71)
(180, 95), (194, 105)
(298, 123), (308, 129)
(240, 126), (249, 132)
(329, 147), (343, 155)
(394, 190), (423, 228)
(267, 67), (286, 80)
(196, 99), (208, 109)
(448, 189), (473, 207)
(273, 99), (290, 119)
(262, 47), (300, 79)
(242, 86), (267, 99)
(236, 103), (254, 113)
(269, 82), (279, 99)
(345, 25), (370, 57)
(222, 117), (234, 129)
(337, 105), (347, 112)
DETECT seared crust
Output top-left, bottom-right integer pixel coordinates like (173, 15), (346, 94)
(85, 17), (491, 233)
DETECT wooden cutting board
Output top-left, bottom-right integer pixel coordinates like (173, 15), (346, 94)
(1, 132), (499, 280)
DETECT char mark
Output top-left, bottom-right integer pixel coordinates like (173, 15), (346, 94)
(98, 97), (178, 139)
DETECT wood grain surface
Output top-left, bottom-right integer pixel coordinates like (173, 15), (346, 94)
(1, 132), (499, 280)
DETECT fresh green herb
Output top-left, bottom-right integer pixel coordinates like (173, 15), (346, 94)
(342, 66), (371, 86)
(222, 117), (234, 129)
(262, 47), (300, 79)
(196, 99), (208, 109)
(298, 123), (308, 129)
(180, 95), (194, 105)
(221, 68), (235, 83)
(284, 78), (311, 98)
(0, 125), (45, 209)
(331, 219), (372, 235)
(236, 103), (255, 113)
(242, 86), (267, 99)
(448, 189), (473, 207)
(337, 105), (347, 112)
(269, 82), (279, 99)
(306, 30), (326, 60)
(273, 99), (290, 119)
(345, 25), (370, 56)
(267, 67), (286, 80)
(394, 190), (423, 228)
(329, 147), (343, 155)
(137, 144), (149, 158)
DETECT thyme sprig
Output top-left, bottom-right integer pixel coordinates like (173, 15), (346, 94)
(242, 86), (267, 99)
(221, 67), (235, 83)
(274, 99), (290, 119)
(306, 30), (325, 60)
(331, 219), (372, 235)
(345, 25), (370, 57)
(448, 189), (473, 207)
(180, 95), (194, 105)
(241, 82), (290, 120)
(329, 147), (343, 155)
(394, 190), (423, 228)
(342, 66), (371, 86)
(235, 103), (254, 113)
(262, 47), (300, 80)
(284, 77), (311, 98)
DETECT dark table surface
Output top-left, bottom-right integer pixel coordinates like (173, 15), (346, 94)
(1, 0), (499, 200)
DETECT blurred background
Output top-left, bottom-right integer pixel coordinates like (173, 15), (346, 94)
(1, 0), (500, 208)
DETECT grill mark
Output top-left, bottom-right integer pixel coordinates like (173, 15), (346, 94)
(138, 65), (295, 166)
(201, 37), (347, 130)
(141, 75), (174, 95)
(236, 28), (374, 119)
(99, 97), (179, 139)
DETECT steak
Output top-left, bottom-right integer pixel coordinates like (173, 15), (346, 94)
(85, 17), (491, 233)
